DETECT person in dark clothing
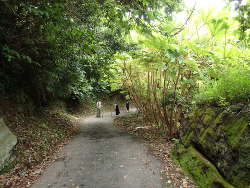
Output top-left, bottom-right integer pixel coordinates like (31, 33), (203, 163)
(125, 100), (129, 112)
(115, 104), (120, 115)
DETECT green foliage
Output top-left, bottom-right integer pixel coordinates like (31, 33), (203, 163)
(0, 0), (181, 105)
(113, 3), (250, 141)
(117, 32), (199, 138)
(196, 65), (250, 105)
(232, 0), (250, 45)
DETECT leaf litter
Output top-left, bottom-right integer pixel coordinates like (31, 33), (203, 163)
(114, 113), (197, 188)
(0, 102), (80, 188)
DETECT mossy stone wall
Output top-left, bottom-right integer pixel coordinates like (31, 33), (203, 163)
(172, 145), (234, 188)
(176, 105), (250, 188)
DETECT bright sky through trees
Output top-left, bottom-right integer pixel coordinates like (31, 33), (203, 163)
(175, 0), (226, 23)
(176, 0), (250, 21)
(184, 0), (225, 9)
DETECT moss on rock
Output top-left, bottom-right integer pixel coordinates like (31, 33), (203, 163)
(224, 118), (248, 148)
(173, 145), (234, 188)
(177, 105), (250, 188)
(202, 108), (218, 126)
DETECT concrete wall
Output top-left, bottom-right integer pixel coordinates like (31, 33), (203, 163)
(0, 118), (17, 171)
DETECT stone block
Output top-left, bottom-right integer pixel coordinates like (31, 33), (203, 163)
(0, 118), (17, 171)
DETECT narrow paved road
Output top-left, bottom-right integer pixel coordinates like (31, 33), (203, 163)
(32, 111), (165, 188)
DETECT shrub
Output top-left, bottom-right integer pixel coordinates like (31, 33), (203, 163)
(195, 65), (250, 105)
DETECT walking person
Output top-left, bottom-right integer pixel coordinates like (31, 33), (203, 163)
(115, 104), (120, 116)
(125, 100), (130, 112)
(96, 100), (102, 118)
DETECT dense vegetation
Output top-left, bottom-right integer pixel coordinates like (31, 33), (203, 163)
(1, 0), (250, 187)
(0, 0), (180, 106)
(114, 1), (250, 139)
(2, 0), (248, 114)
(112, 1), (250, 187)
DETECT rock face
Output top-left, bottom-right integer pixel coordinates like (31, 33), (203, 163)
(0, 118), (17, 171)
(174, 105), (250, 188)
(173, 145), (234, 188)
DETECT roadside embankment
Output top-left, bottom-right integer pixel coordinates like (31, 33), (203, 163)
(0, 100), (80, 188)
(173, 104), (250, 188)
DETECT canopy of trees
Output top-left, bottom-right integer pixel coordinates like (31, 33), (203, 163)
(0, 0), (181, 105)
(1, 1), (250, 187)
(1, 0), (249, 136)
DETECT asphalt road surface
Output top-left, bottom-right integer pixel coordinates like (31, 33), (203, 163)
(32, 111), (166, 188)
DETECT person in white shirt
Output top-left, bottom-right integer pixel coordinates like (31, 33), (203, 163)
(96, 101), (102, 118)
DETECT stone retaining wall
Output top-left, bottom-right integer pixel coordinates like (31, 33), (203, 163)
(0, 118), (17, 171)
(174, 105), (250, 188)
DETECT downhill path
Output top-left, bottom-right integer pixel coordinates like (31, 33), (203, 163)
(32, 110), (166, 188)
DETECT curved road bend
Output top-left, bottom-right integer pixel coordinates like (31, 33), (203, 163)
(32, 111), (167, 188)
